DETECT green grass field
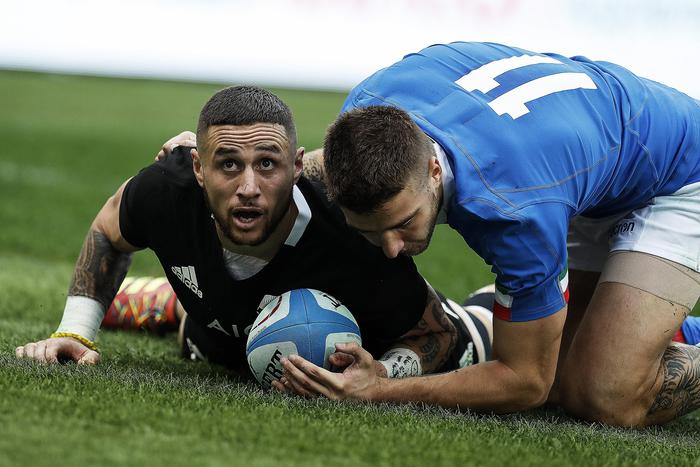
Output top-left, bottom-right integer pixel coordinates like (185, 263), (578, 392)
(1, 70), (699, 466)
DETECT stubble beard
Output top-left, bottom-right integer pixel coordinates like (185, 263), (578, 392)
(403, 188), (441, 256)
(202, 185), (293, 247)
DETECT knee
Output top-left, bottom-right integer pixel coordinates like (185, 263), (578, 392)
(558, 367), (652, 427)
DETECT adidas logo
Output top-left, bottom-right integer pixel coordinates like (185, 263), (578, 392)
(171, 265), (203, 298)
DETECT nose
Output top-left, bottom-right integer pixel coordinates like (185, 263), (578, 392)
(236, 167), (260, 198)
(380, 231), (404, 259)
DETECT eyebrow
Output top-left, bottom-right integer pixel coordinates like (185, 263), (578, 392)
(255, 144), (283, 154)
(354, 208), (418, 234)
(213, 147), (239, 157)
(213, 144), (283, 157)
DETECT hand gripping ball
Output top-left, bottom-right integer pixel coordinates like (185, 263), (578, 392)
(246, 289), (362, 389)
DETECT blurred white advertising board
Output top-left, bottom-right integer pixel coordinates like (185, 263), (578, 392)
(1, 0), (698, 96)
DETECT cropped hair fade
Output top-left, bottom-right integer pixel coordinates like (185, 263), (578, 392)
(323, 105), (432, 213)
(197, 85), (296, 151)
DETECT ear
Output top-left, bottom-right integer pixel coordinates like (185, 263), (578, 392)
(293, 147), (305, 183)
(427, 154), (442, 185)
(191, 148), (205, 188)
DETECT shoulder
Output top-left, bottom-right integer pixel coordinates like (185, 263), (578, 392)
(124, 146), (200, 201)
(295, 176), (343, 221)
(134, 146), (198, 186)
(119, 146), (205, 247)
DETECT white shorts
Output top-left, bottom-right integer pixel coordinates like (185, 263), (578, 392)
(568, 181), (700, 273)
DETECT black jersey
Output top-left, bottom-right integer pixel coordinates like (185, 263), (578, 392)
(119, 147), (427, 367)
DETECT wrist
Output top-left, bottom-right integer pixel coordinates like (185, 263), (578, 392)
(55, 296), (106, 342)
(374, 360), (388, 378)
(378, 348), (423, 378)
(50, 331), (99, 352)
(363, 373), (390, 402)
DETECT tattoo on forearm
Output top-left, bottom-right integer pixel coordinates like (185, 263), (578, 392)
(302, 153), (325, 183)
(401, 293), (458, 371)
(69, 229), (132, 308)
(648, 343), (700, 419)
(419, 331), (440, 365)
(430, 295), (458, 363)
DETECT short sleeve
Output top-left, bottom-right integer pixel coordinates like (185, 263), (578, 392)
(119, 146), (195, 249)
(119, 170), (157, 249)
(456, 201), (571, 322)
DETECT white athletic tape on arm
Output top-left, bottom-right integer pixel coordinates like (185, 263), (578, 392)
(55, 296), (106, 342)
(378, 348), (423, 378)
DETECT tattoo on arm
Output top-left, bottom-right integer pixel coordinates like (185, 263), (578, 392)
(648, 343), (700, 420)
(302, 150), (325, 183)
(68, 229), (132, 308)
(429, 294), (458, 364)
(397, 292), (458, 372)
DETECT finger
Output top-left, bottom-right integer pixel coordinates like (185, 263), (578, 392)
(15, 346), (25, 358)
(45, 342), (59, 364)
(155, 150), (165, 161)
(179, 131), (196, 144)
(283, 356), (337, 396)
(281, 358), (324, 398)
(24, 342), (37, 360)
(283, 371), (316, 398)
(271, 380), (287, 393)
(329, 352), (354, 368)
(289, 354), (340, 385)
(335, 342), (372, 367)
(335, 341), (363, 355)
(77, 350), (100, 365)
(34, 341), (48, 363)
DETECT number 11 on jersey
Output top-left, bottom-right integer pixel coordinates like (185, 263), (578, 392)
(455, 54), (597, 119)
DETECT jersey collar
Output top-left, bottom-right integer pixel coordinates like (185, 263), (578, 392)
(285, 184), (312, 246)
(433, 141), (454, 225)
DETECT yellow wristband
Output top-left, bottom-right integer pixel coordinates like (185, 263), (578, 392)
(50, 332), (99, 352)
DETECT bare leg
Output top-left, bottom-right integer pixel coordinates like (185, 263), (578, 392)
(558, 252), (700, 426)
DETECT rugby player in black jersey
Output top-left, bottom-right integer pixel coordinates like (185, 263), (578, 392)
(15, 86), (492, 382)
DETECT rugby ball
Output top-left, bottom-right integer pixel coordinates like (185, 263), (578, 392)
(246, 289), (362, 389)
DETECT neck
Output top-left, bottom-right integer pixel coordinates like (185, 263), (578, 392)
(217, 202), (299, 262)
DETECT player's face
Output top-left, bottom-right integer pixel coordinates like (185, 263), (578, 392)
(193, 123), (303, 247)
(341, 170), (442, 259)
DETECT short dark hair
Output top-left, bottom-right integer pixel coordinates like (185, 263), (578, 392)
(323, 105), (432, 213)
(197, 85), (296, 152)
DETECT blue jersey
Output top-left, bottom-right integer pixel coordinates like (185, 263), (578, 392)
(341, 41), (700, 322)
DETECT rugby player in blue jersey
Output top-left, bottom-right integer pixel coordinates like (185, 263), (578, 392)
(280, 42), (700, 427)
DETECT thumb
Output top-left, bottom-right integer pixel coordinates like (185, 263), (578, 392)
(329, 352), (355, 369)
(77, 350), (100, 365)
(60, 338), (99, 364)
(334, 342), (367, 360)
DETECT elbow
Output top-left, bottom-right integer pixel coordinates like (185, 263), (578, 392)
(518, 382), (550, 411)
(506, 375), (553, 412)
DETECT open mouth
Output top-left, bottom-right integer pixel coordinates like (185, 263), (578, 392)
(232, 209), (263, 225)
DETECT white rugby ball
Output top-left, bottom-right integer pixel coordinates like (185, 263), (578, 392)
(246, 288), (362, 389)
